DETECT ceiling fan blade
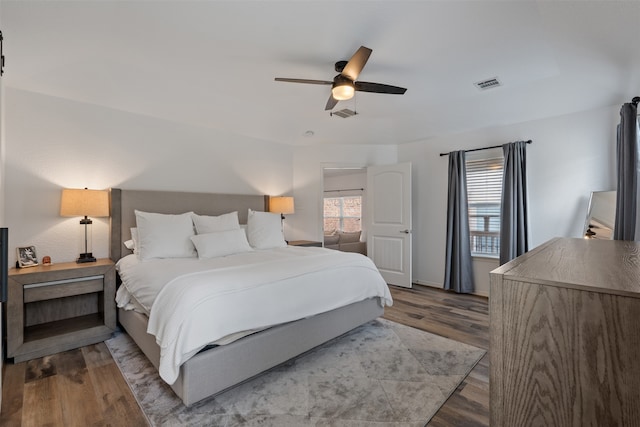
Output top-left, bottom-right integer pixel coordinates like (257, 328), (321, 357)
(325, 95), (339, 111)
(341, 46), (372, 81)
(274, 78), (333, 85)
(355, 81), (407, 95)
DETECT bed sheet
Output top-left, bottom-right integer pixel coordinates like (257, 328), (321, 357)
(116, 246), (392, 384)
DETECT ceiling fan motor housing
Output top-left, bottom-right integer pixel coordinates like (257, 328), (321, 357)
(334, 60), (348, 73)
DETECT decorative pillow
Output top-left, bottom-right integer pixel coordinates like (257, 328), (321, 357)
(191, 229), (253, 259)
(324, 233), (339, 246)
(134, 210), (196, 260)
(192, 211), (240, 234)
(339, 231), (361, 244)
(246, 209), (287, 249)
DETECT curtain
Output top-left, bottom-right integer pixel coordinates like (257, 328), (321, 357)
(614, 102), (640, 241)
(444, 150), (475, 293)
(500, 141), (529, 264)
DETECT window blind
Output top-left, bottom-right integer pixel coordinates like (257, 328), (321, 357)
(466, 156), (504, 256)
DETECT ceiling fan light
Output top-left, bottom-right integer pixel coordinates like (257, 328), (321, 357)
(332, 83), (355, 100)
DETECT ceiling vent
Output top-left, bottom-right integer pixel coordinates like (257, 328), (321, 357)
(474, 77), (501, 90)
(330, 109), (357, 118)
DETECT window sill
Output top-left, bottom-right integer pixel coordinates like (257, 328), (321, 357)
(471, 254), (500, 262)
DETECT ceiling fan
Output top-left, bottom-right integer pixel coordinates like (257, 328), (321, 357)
(275, 46), (407, 111)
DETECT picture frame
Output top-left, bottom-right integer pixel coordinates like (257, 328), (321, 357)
(17, 246), (38, 268)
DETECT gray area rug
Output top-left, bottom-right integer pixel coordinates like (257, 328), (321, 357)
(106, 318), (485, 426)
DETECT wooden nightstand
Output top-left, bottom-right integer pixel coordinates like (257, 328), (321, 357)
(288, 240), (323, 247)
(6, 258), (116, 362)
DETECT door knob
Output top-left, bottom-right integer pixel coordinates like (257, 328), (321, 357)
(400, 229), (410, 234)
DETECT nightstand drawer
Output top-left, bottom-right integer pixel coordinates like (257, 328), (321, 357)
(24, 276), (104, 303)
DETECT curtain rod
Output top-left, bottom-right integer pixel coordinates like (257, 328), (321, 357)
(439, 140), (532, 157)
(324, 188), (364, 193)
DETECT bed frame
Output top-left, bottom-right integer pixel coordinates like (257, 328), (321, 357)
(109, 188), (384, 406)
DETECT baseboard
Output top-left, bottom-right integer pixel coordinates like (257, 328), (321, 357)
(413, 279), (488, 298)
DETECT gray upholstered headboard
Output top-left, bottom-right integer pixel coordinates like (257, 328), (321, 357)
(109, 188), (268, 261)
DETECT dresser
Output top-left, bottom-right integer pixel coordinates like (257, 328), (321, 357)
(490, 237), (640, 426)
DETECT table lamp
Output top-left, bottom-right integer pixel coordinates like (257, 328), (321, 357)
(269, 196), (295, 220)
(60, 188), (109, 263)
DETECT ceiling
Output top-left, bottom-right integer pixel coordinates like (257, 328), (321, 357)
(2, 1), (639, 147)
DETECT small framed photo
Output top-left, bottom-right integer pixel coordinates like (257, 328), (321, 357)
(17, 246), (38, 268)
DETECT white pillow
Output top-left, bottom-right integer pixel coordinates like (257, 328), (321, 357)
(246, 209), (287, 249)
(191, 229), (253, 259)
(192, 212), (240, 234)
(135, 210), (196, 260)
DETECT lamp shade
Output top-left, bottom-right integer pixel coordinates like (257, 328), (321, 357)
(269, 196), (295, 215)
(60, 189), (109, 217)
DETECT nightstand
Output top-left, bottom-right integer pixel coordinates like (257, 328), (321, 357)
(288, 240), (323, 247)
(6, 258), (116, 362)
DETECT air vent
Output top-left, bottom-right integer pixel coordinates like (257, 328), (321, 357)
(475, 77), (501, 90)
(331, 109), (357, 118)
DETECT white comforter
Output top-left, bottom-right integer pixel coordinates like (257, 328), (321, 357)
(116, 246), (392, 384)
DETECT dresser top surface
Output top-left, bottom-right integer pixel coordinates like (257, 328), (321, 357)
(493, 237), (640, 297)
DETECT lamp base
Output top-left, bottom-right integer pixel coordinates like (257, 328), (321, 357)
(77, 253), (97, 263)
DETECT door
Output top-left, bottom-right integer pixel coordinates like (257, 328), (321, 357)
(366, 163), (412, 288)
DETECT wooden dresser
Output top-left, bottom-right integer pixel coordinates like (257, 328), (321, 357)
(490, 237), (640, 426)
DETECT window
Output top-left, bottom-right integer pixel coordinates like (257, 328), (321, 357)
(466, 155), (503, 257)
(324, 196), (362, 233)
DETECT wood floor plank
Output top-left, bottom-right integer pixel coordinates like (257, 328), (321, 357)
(22, 376), (64, 427)
(24, 356), (57, 383)
(81, 343), (114, 369)
(0, 362), (26, 427)
(86, 363), (149, 427)
(56, 368), (103, 427)
(2, 283), (489, 427)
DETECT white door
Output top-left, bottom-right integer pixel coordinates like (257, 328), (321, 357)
(366, 163), (412, 288)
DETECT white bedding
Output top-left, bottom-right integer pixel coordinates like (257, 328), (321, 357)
(116, 246), (392, 384)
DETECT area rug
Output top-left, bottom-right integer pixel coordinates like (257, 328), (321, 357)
(106, 318), (485, 426)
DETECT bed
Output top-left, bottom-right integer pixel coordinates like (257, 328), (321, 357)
(109, 188), (392, 406)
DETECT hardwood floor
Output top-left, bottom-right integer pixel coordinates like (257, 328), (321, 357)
(1, 343), (147, 427)
(1, 285), (489, 426)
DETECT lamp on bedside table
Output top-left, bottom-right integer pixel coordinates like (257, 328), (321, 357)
(60, 188), (109, 263)
(268, 196), (295, 220)
(269, 196), (295, 243)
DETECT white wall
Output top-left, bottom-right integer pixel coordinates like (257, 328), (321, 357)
(398, 104), (619, 296)
(4, 88), (293, 265)
(2, 86), (622, 294)
(290, 145), (397, 243)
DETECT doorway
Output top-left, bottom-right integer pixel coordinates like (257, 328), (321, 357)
(322, 167), (367, 255)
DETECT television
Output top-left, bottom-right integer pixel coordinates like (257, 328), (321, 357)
(1, 227), (7, 303)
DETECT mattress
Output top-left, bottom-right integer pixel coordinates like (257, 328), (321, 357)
(116, 246), (392, 384)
